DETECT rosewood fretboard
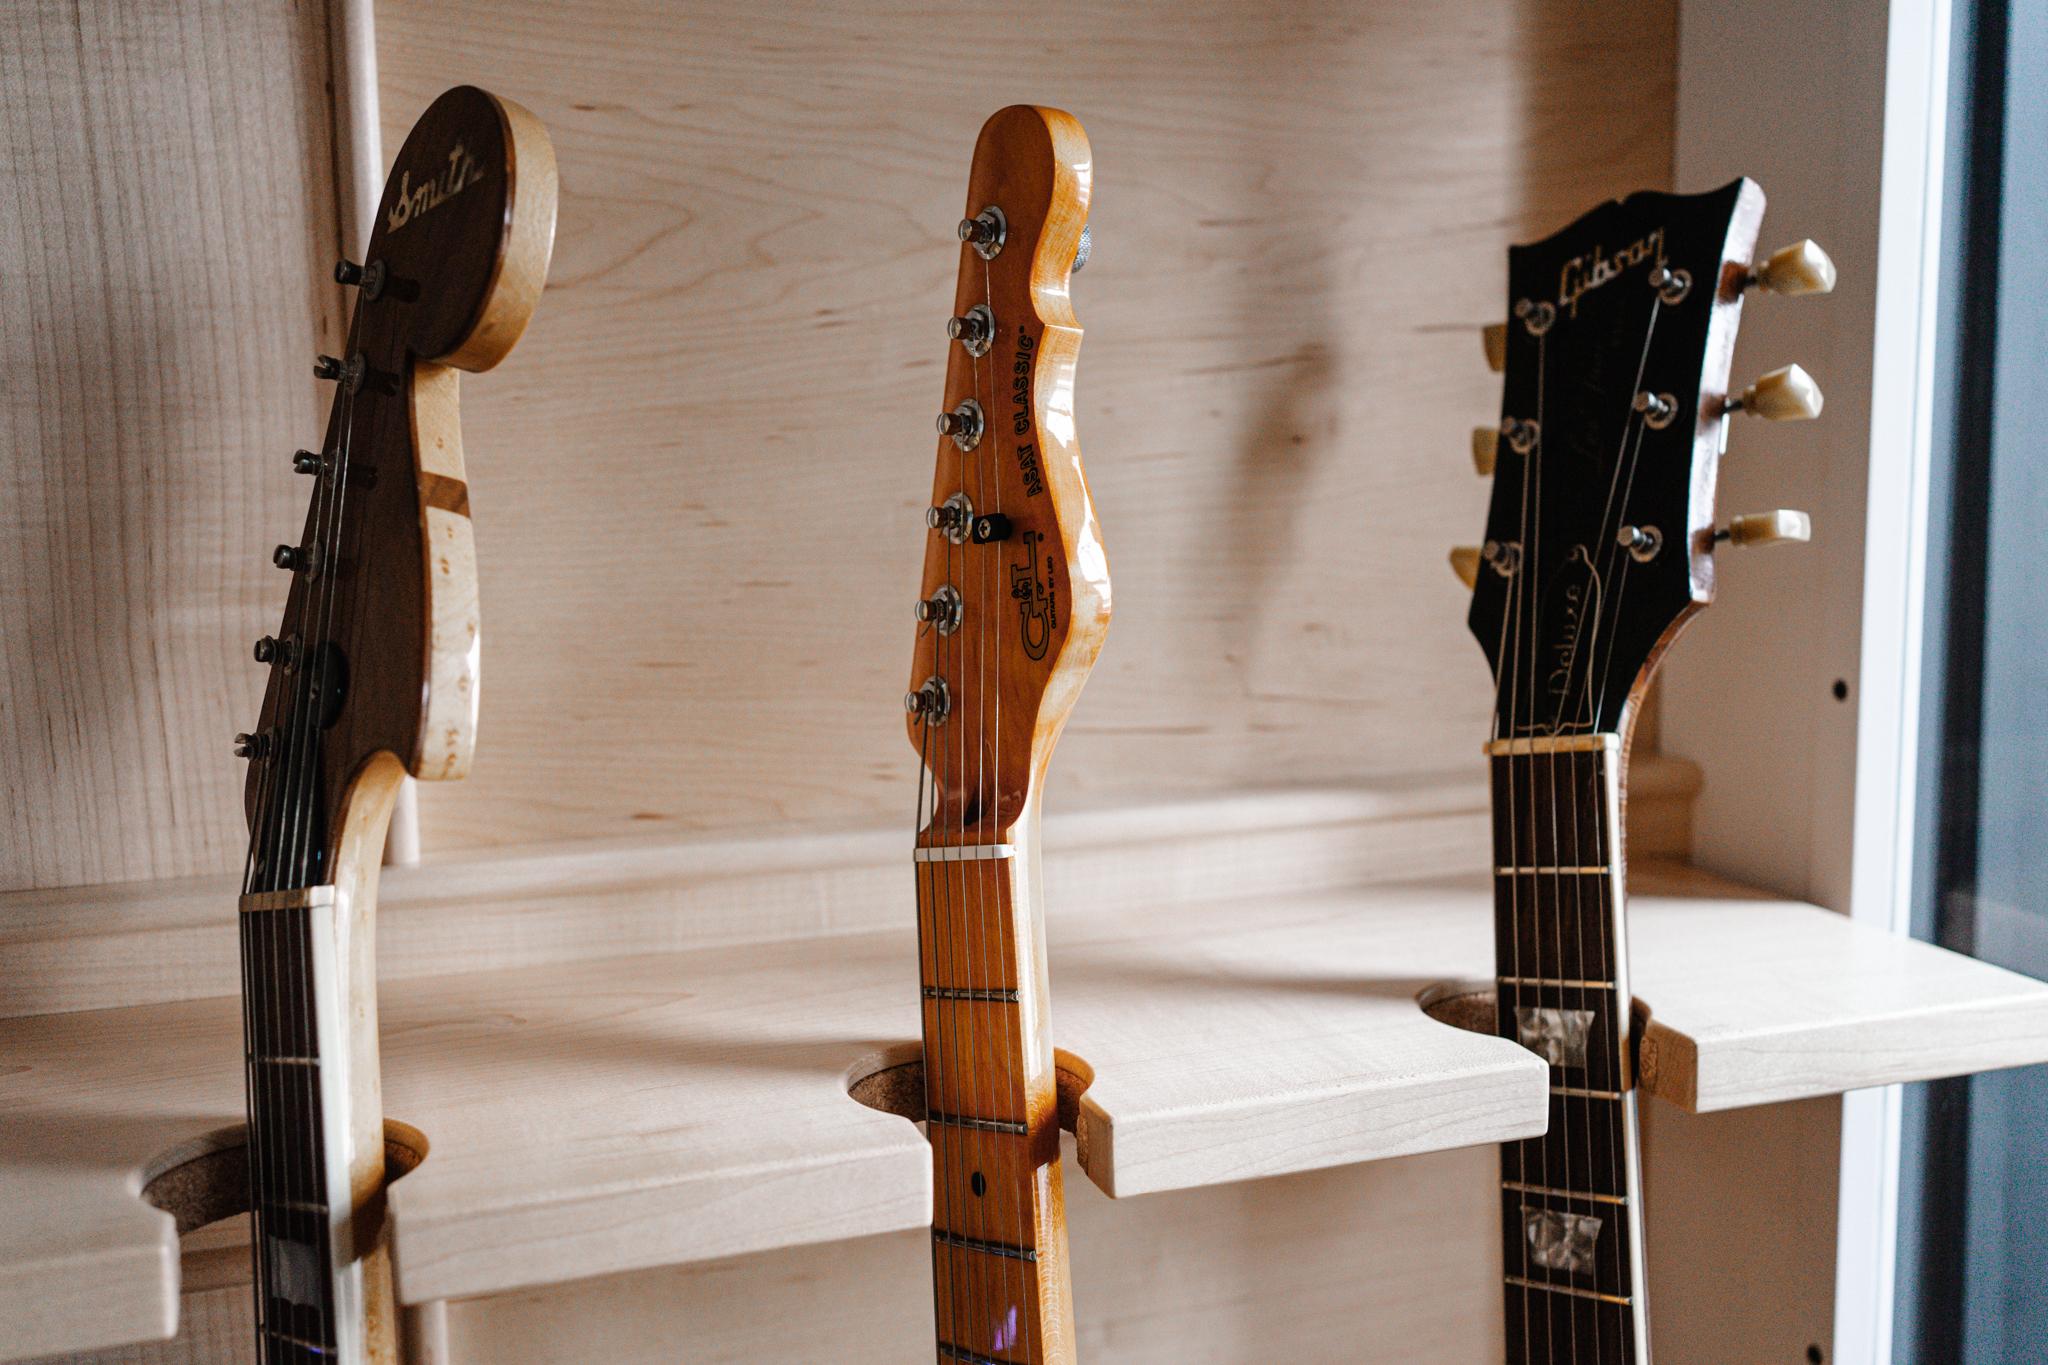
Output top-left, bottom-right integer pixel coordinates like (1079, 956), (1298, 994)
(1490, 737), (1650, 1365)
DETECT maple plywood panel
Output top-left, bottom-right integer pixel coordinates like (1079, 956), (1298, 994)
(437, 1148), (1507, 1364)
(371, 0), (1678, 853)
(0, 1), (346, 891)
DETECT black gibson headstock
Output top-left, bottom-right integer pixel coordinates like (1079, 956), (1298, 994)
(1462, 180), (1833, 741)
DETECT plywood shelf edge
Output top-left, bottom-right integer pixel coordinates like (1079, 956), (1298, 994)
(6, 793), (2046, 1361)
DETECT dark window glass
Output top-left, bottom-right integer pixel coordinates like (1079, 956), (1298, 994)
(1895, 0), (2048, 1359)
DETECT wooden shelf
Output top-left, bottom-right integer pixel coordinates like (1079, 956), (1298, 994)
(5, 804), (2045, 1361)
(1626, 864), (2048, 1111)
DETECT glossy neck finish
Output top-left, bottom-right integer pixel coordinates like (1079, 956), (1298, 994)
(914, 815), (1075, 1365)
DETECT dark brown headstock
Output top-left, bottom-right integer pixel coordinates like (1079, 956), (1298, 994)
(1465, 180), (1830, 741)
(905, 106), (1107, 842)
(240, 87), (556, 888)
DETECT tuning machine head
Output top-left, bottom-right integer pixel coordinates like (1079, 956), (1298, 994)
(1481, 323), (1507, 373)
(1469, 427), (1498, 477)
(1747, 239), (1837, 297)
(1715, 509), (1811, 548)
(1449, 546), (1481, 590)
(1727, 363), (1824, 422)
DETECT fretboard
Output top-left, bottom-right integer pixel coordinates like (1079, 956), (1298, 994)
(914, 834), (1075, 1365)
(1489, 737), (1650, 1365)
(239, 892), (341, 1363)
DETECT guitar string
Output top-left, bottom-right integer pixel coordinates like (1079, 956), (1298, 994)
(915, 712), (948, 1364)
(1573, 285), (1675, 1362)
(237, 753), (282, 1358)
(1520, 325), (1567, 1365)
(272, 274), (372, 1354)
(1494, 309), (1542, 1365)
(983, 245), (1034, 1365)
(238, 597), (289, 1355)
(948, 282), (995, 1356)
(1538, 280), (1667, 1361)
(296, 281), (374, 1349)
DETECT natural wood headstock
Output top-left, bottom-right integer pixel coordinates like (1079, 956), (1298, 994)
(242, 86), (556, 886)
(1464, 180), (1831, 743)
(905, 105), (1107, 842)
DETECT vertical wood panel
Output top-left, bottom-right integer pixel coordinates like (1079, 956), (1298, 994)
(0, 0), (346, 891)
(370, 0), (1677, 853)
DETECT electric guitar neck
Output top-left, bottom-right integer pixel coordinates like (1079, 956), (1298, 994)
(1461, 182), (1835, 1363)
(904, 104), (1105, 1365)
(234, 86), (555, 1364)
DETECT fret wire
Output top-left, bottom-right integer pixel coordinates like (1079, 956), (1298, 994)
(1504, 1274), (1633, 1307)
(922, 985), (1021, 1003)
(925, 1108), (1028, 1136)
(1502, 1179), (1629, 1206)
(932, 1228), (1039, 1262)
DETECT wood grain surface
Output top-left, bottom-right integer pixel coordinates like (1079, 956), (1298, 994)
(368, 0), (1679, 853)
(14, 861), (2048, 1361)
(0, 1), (347, 891)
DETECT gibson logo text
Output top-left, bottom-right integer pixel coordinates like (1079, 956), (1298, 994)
(1558, 227), (1665, 318)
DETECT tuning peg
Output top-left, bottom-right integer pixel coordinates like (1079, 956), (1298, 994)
(936, 398), (984, 451)
(1715, 510), (1811, 547)
(1748, 240), (1837, 296)
(253, 636), (279, 663)
(233, 730), (273, 760)
(1470, 427), (1497, 477)
(958, 207), (1006, 259)
(904, 676), (951, 721)
(913, 585), (963, 635)
(1449, 546), (1481, 589)
(292, 449), (322, 475)
(946, 305), (994, 356)
(1482, 323), (1507, 373)
(1728, 363), (1823, 421)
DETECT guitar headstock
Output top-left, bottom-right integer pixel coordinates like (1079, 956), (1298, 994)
(905, 106), (1108, 840)
(241, 87), (556, 885)
(1459, 180), (1833, 742)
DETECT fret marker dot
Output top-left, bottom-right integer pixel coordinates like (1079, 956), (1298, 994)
(970, 1171), (987, 1197)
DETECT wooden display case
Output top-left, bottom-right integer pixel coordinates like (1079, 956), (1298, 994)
(1, 1), (2033, 1362)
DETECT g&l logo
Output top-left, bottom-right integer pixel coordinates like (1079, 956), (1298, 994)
(1011, 530), (1057, 661)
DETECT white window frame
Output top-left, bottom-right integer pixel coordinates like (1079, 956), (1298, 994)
(1669, 1), (1953, 1360)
